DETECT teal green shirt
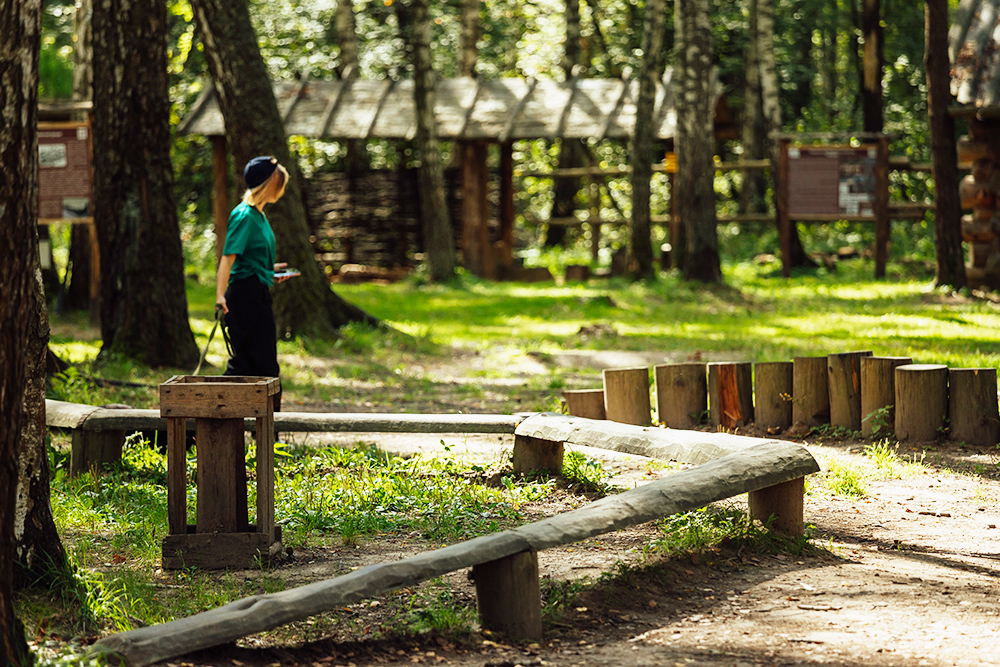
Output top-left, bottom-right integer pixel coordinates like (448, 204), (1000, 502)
(223, 202), (275, 287)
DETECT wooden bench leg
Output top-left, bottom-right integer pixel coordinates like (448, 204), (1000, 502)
(471, 550), (543, 641)
(70, 429), (125, 476)
(512, 434), (563, 476)
(748, 477), (805, 536)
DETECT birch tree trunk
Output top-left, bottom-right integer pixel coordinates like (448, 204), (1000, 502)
(0, 0), (41, 656)
(191, 0), (380, 333)
(926, 0), (966, 288)
(675, 0), (721, 282)
(409, 0), (457, 281)
(91, 0), (200, 367)
(629, 0), (666, 279)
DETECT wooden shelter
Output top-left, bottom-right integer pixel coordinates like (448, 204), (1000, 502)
(177, 73), (734, 278)
(951, 0), (1000, 288)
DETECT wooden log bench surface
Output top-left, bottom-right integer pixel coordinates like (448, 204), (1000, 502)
(90, 412), (820, 667)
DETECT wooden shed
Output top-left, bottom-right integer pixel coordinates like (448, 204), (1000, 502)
(177, 73), (735, 278)
(951, 0), (1000, 288)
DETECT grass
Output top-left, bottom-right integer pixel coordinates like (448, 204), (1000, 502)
(812, 439), (926, 498)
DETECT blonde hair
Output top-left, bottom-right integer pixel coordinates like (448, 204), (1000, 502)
(243, 164), (288, 207)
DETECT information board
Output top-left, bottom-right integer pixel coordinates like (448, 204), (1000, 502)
(37, 122), (93, 221)
(786, 145), (877, 218)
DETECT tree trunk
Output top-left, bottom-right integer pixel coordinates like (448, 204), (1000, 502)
(401, 0), (457, 282)
(192, 0), (381, 334)
(675, 0), (721, 282)
(823, 2), (838, 125)
(335, 0), (367, 175)
(739, 0), (766, 216)
(458, 0), (480, 77)
(628, 0), (665, 279)
(91, 0), (200, 368)
(862, 0), (883, 133)
(926, 0), (967, 289)
(0, 0), (41, 655)
(759, 0), (812, 268)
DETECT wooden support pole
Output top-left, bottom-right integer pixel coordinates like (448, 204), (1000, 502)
(562, 389), (606, 420)
(874, 135), (890, 278)
(792, 356), (829, 426)
(461, 140), (491, 278)
(708, 362), (753, 429)
(195, 418), (248, 534)
(860, 356), (911, 437)
(472, 550), (543, 641)
(602, 367), (651, 426)
(894, 364), (949, 442)
(166, 417), (187, 535)
(827, 351), (873, 431)
(69, 429), (125, 477)
(749, 477), (805, 536)
(653, 362), (707, 428)
(777, 138), (792, 278)
(948, 368), (1000, 447)
(753, 361), (793, 430)
(512, 434), (564, 475)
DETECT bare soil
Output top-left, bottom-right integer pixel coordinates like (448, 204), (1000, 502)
(155, 349), (1000, 667)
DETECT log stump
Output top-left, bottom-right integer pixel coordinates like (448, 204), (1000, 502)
(653, 362), (707, 428)
(562, 389), (606, 420)
(564, 264), (590, 282)
(948, 368), (1000, 447)
(792, 356), (830, 426)
(894, 364), (949, 442)
(603, 367), (651, 426)
(472, 550), (543, 641)
(748, 477), (805, 536)
(827, 350), (873, 431)
(860, 356), (912, 437)
(753, 361), (793, 430)
(708, 362), (753, 429)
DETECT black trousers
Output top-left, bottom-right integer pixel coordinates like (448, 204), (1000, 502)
(224, 277), (280, 379)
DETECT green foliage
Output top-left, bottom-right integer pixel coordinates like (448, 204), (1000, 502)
(561, 450), (613, 494)
(647, 505), (812, 559)
(395, 581), (478, 637)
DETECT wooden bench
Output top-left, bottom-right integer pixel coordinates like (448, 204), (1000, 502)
(90, 412), (819, 667)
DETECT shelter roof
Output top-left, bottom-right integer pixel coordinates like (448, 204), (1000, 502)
(951, 0), (1000, 112)
(177, 72), (731, 142)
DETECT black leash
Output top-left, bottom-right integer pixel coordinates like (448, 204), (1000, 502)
(193, 305), (232, 375)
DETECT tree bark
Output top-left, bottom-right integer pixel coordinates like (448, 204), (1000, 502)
(402, 0), (457, 281)
(739, 0), (766, 216)
(335, 0), (367, 175)
(192, 0), (381, 333)
(458, 0), (480, 77)
(91, 0), (200, 368)
(862, 0), (883, 133)
(629, 0), (665, 279)
(0, 0), (41, 655)
(926, 0), (967, 289)
(675, 0), (721, 282)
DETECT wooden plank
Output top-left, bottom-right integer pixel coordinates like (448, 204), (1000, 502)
(166, 417), (187, 535)
(195, 418), (248, 534)
(256, 411), (276, 541)
(92, 440), (819, 667)
(162, 532), (273, 570)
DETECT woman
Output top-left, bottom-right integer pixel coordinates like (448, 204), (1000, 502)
(216, 156), (297, 379)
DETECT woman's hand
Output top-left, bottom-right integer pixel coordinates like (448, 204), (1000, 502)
(273, 262), (300, 283)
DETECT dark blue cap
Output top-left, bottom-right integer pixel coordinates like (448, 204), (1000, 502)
(243, 156), (278, 189)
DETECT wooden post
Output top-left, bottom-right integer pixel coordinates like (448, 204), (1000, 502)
(166, 416), (187, 535)
(948, 368), (1000, 447)
(603, 367), (651, 426)
(792, 356), (829, 426)
(498, 141), (515, 271)
(565, 264), (590, 282)
(589, 167), (601, 262)
(512, 434), (564, 475)
(827, 351), (873, 431)
(753, 361), (793, 430)
(894, 364), (949, 442)
(461, 140), (491, 278)
(196, 418), (248, 533)
(708, 362), (753, 429)
(860, 356), (911, 437)
(777, 138), (792, 278)
(654, 362), (707, 428)
(562, 389), (606, 420)
(211, 135), (229, 261)
(749, 477), (804, 535)
(873, 135), (890, 278)
(472, 551), (543, 641)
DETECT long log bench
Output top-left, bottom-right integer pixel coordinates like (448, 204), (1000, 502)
(87, 411), (820, 667)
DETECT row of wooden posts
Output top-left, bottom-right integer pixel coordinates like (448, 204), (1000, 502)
(563, 352), (1000, 447)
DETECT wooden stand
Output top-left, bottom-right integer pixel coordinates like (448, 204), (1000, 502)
(561, 389), (606, 420)
(160, 376), (282, 570)
(753, 362), (793, 430)
(894, 364), (948, 442)
(653, 363), (707, 428)
(860, 356), (912, 437)
(602, 367), (651, 426)
(708, 362), (753, 429)
(792, 356), (830, 426)
(948, 368), (1000, 446)
(827, 351), (873, 431)
(471, 550), (543, 641)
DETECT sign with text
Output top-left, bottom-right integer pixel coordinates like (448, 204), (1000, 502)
(38, 122), (93, 222)
(787, 145), (877, 218)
